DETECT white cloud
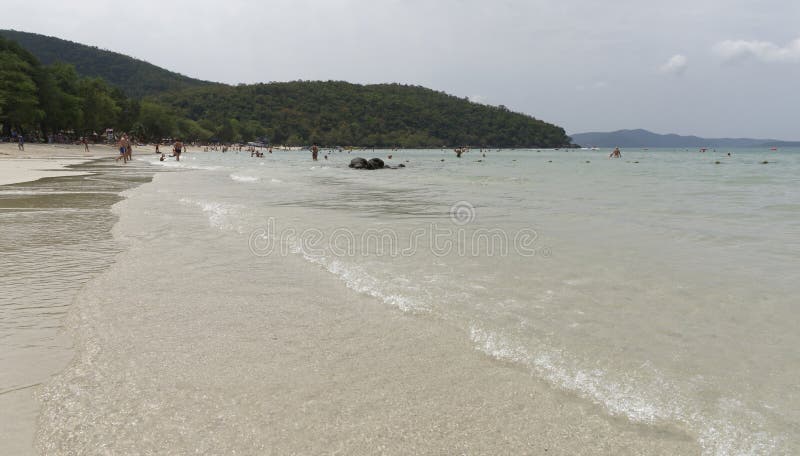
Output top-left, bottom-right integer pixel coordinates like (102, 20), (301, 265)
(713, 38), (800, 63)
(660, 54), (688, 75)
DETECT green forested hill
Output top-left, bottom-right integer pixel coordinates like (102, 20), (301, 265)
(2, 30), (572, 147)
(0, 29), (215, 98)
(157, 82), (571, 147)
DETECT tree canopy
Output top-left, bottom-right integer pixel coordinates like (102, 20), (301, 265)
(0, 29), (216, 98)
(156, 81), (571, 147)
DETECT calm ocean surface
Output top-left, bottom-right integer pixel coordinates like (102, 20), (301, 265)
(3, 147), (799, 454)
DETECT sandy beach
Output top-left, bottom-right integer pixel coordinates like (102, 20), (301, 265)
(0, 141), (170, 187)
(0, 143), (108, 186)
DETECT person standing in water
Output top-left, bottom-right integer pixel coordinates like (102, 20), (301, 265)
(125, 137), (133, 161)
(173, 139), (183, 161)
(311, 144), (319, 161)
(116, 135), (130, 163)
(609, 147), (621, 158)
(17, 134), (24, 151)
(82, 137), (89, 152)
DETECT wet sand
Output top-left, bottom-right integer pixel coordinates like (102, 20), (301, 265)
(0, 155), (156, 455)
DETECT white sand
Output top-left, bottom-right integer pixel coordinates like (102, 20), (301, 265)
(0, 159), (95, 186)
(0, 142), (128, 186)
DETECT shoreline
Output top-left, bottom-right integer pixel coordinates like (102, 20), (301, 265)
(0, 142), (171, 187)
(34, 169), (699, 454)
(0, 143), (108, 186)
(0, 157), (157, 455)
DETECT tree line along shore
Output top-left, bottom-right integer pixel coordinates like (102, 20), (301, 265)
(1, 33), (573, 149)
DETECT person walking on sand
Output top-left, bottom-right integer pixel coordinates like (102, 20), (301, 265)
(311, 143), (319, 161)
(173, 139), (183, 161)
(17, 135), (24, 151)
(82, 137), (90, 152)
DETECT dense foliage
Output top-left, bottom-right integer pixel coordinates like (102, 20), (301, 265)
(0, 30), (215, 98)
(1, 31), (572, 147)
(0, 36), (124, 138)
(156, 82), (571, 147)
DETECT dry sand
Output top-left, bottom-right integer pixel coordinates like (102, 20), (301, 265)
(0, 142), (163, 186)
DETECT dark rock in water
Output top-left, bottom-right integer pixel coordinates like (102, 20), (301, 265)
(762, 161), (769, 164)
(350, 157), (391, 170)
(398, 164), (406, 168)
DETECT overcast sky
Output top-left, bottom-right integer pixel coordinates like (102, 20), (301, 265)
(3, 0), (800, 139)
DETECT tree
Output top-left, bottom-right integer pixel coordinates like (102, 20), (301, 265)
(0, 44), (44, 132)
(78, 77), (120, 133)
(138, 100), (176, 140)
(38, 63), (83, 136)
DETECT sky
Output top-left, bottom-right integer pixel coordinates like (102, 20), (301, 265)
(3, 0), (800, 139)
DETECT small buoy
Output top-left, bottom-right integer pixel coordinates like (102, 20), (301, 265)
(441, 159), (445, 162)
(762, 161), (769, 164)
(633, 161), (639, 164)
(715, 161), (721, 164)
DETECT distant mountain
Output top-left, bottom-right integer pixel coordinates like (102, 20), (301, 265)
(0, 29), (216, 97)
(570, 129), (800, 148)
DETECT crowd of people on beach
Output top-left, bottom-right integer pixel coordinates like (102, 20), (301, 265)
(111, 135), (188, 164)
(91, 133), (760, 168)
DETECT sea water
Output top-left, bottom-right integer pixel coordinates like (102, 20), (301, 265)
(10, 148), (800, 454)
